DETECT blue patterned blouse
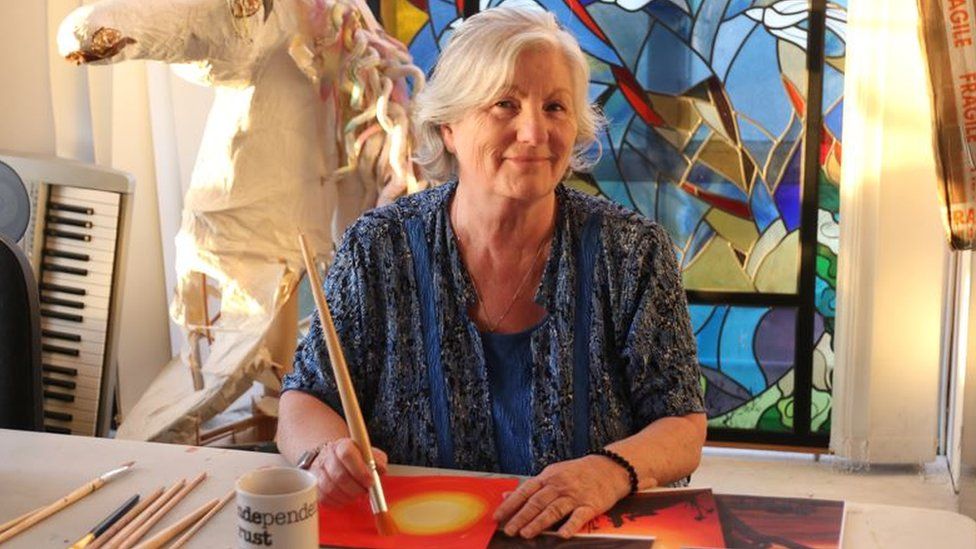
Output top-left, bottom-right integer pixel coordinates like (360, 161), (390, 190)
(282, 181), (705, 475)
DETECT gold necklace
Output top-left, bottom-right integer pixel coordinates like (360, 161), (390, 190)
(452, 205), (550, 333)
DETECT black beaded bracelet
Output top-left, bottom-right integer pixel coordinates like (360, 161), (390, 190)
(590, 448), (639, 495)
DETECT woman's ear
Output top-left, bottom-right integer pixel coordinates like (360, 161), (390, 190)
(440, 124), (456, 154)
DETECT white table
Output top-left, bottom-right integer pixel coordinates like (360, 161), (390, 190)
(1, 430), (974, 548)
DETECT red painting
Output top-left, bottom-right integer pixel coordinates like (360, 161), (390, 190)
(319, 475), (518, 549)
(714, 494), (845, 548)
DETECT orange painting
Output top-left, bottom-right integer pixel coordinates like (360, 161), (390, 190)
(319, 475), (518, 549)
(575, 488), (726, 549)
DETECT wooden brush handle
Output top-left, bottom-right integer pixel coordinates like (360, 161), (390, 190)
(299, 234), (375, 463)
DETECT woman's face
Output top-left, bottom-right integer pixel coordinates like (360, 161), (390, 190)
(441, 45), (579, 202)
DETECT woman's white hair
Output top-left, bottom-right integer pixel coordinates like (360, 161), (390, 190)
(412, 6), (604, 183)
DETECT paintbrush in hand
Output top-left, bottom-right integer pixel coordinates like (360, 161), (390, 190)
(298, 232), (396, 536)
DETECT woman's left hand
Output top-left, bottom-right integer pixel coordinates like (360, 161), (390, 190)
(492, 454), (634, 539)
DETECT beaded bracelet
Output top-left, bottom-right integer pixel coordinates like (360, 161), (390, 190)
(590, 448), (639, 495)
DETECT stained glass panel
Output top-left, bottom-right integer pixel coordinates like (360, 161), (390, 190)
(384, 0), (464, 75)
(379, 0), (848, 443)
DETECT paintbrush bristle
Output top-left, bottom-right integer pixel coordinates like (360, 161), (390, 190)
(374, 511), (398, 536)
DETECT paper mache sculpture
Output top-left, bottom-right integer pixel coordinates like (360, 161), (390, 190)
(57, 0), (424, 442)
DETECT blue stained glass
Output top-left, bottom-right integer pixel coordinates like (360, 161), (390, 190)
(590, 59), (615, 85)
(767, 116), (802, 183)
(686, 163), (749, 203)
(824, 29), (845, 57)
(589, 3), (651, 71)
(537, 0), (622, 65)
(690, 303), (717, 332)
(824, 99), (843, 139)
(429, 0), (459, 36)
(684, 123), (710, 156)
(723, 0), (753, 19)
(711, 14), (758, 80)
(408, 22), (441, 76)
(719, 307), (769, 395)
(657, 179), (711, 249)
(725, 28), (791, 138)
(644, 1), (693, 41)
(690, 0), (728, 63)
(683, 216), (715, 267)
(749, 175), (779, 233)
(637, 25), (712, 95)
(687, 0), (704, 16)
(738, 115), (774, 171)
(603, 90), (635, 153)
(822, 63), (844, 114)
(815, 277), (836, 317)
(619, 147), (659, 218)
(587, 82), (610, 103)
(774, 147), (802, 231)
(628, 120), (689, 183)
(693, 304), (725, 369)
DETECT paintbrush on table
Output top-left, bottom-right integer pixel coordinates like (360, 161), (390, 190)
(68, 494), (141, 549)
(298, 232), (397, 536)
(0, 461), (135, 544)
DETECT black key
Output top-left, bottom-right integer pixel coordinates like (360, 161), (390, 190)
(40, 295), (84, 309)
(41, 309), (83, 322)
(42, 329), (82, 342)
(42, 344), (79, 357)
(48, 202), (93, 215)
(43, 377), (76, 390)
(45, 228), (90, 242)
(44, 425), (71, 434)
(44, 410), (72, 421)
(40, 282), (85, 296)
(44, 390), (74, 402)
(43, 364), (77, 376)
(43, 248), (89, 262)
(46, 215), (92, 228)
(43, 263), (88, 276)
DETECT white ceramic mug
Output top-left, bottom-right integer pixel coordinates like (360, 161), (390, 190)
(235, 467), (318, 548)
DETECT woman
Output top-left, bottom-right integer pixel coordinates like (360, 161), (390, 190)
(277, 6), (706, 539)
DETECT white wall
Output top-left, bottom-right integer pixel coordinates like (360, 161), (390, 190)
(831, 0), (947, 463)
(0, 2), (56, 154)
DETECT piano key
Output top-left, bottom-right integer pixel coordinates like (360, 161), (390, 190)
(42, 343), (79, 357)
(41, 242), (115, 264)
(42, 348), (106, 369)
(42, 364), (77, 376)
(45, 233), (117, 254)
(46, 215), (93, 228)
(39, 295), (84, 309)
(44, 302), (107, 321)
(41, 309), (83, 322)
(43, 377), (77, 390)
(42, 263), (88, 276)
(40, 282), (86, 296)
(41, 335), (103, 357)
(43, 369), (99, 390)
(52, 185), (121, 206)
(43, 248), (89, 262)
(44, 410), (72, 421)
(45, 228), (90, 242)
(44, 398), (97, 422)
(42, 207), (118, 230)
(44, 390), (74, 402)
(43, 271), (110, 295)
(41, 319), (106, 343)
(47, 202), (93, 215)
(44, 425), (72, 434)
(42, 329), (81, 342)
(42, 254), (114, 276)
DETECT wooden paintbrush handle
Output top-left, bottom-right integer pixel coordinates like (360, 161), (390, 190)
(0, 478), (105, 543)
(299, 234), (375, 463)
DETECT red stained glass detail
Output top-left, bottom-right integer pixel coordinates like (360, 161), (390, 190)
(566, 0), (608, 41)
(679, 181), (753, 220)
(611, 64), (665, 127)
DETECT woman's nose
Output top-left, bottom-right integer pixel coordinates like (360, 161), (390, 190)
(515, 109), (547, 145)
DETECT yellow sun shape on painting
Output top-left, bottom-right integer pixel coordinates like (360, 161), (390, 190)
(389, 491), (487, 535)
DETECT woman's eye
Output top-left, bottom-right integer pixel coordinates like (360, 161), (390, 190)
(494, 100), (516, 109)
(546, 102), (567, 112)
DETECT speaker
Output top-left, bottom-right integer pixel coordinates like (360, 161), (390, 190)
(0, 160), (29, 242)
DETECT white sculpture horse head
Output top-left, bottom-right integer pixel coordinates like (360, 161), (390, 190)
(57, 0), (424, 441)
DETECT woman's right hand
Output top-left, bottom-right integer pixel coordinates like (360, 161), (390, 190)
(310, 438), (389, 506)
